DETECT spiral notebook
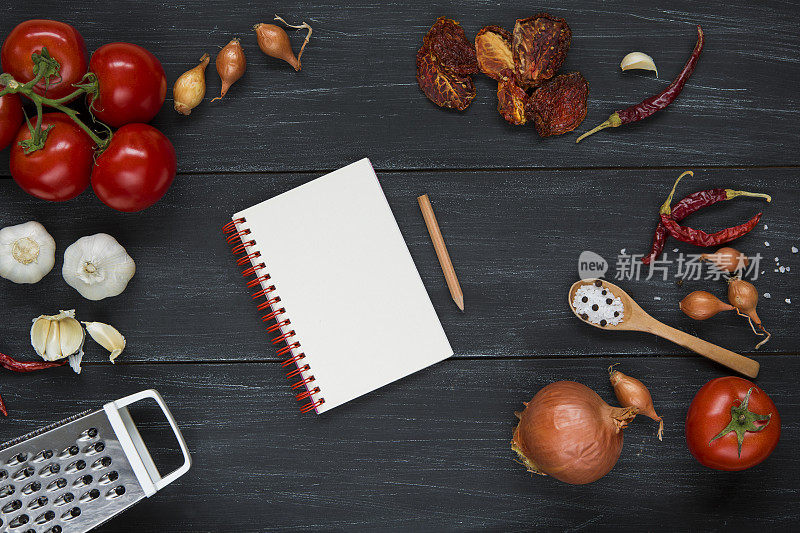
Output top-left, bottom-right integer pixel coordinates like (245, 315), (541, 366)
(223, 159), (453, 414)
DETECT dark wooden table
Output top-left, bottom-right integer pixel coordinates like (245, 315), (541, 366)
(1, 1), (799, 531)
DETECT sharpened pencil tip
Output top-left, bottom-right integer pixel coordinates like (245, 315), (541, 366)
(455, 295), (464, 312)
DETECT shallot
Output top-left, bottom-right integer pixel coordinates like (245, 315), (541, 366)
(728, 278), (770, 348)
(173, 53), (210, 115)
(512, 381), (638, 485)
(254, 15), (313, 71)
(680, 290), (735, 320)
(212, 38), (246, 102)
(608, 365), (663, 440)
(700, 247), (749, 274)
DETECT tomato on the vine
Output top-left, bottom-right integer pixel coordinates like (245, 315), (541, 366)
(91, 123), (176, 212)
(10, 113), (95, 201)
(0, 91), (24, 150)
(88, 43), (166, 127)
(1, 19), (88, 102)
(685, 377), (780, 471)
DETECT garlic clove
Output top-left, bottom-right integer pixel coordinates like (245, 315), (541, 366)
(59, 317), (85, 359)
(83, 322), (126, 362)
(620, 52), (658, 77)
(30, 317), (51, 358)
(68, 346), (84, 375)
(43, 319), (62, 361)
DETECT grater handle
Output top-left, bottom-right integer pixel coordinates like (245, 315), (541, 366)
(105, 389), (192, 495)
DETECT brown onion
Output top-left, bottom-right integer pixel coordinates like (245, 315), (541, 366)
(700, 247), (749, 273)
(254, 15), (313, 71)
(211, 38), (246, 102)
(512, 381), (638, 485)
(728, 278), (771, 348)
(609, 365), (663, 440)
(680, 290), (735, 320)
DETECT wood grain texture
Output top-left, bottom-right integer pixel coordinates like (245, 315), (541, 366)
(1, 168), (796, 363)
(0, 357), (795, 532)
(1, 0), (800, 173)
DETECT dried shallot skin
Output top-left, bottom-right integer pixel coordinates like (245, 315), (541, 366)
(475, 25), (513, 80)
(525, 71), (588, 137)
(497, 68), (527, 125)
(416, 45), (476, 111)
(513, 14), (572, 89)
(423, 17), (479, 76)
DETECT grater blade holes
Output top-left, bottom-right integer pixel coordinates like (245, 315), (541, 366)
(98, 471), (118, 484)
(0, 484), (14, 498)
(46, 478), (67, 492)
(78, 428), (98, 441)
(38, 462), (60, 477)
(12, 466), (34, 481)
(46, 526), (63, 533)
(27, 496), (47, 510)
(61, 506), (81, 520)
(106, 485), (125, 499)
(8, 512), (28, 527)
(72, 474), (92, 488)
(91, 456), (112, 470)
(0, 470), (6, 480)
(2, 499), (22, 513)
(21, 481), (41, 495)
(35, 509), (56, 524)
(53, 492), (73, 507)
(64, 459), (86, 474)
(79, 488), (100, 503)
(58, 445), (79, 459)
(83, 441), (105, 455)
(31, 449), (53, 462)
(7, 453), (27, 466)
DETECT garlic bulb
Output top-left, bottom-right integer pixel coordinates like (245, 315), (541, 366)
(83, 322), (126, 362)
(62, 234), (136, 300)
(0, 221), (56, 284)
(31, 310), (85, 374)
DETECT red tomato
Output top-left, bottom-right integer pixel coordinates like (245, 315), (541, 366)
(686, 377), (780, 471)
(88, 43), (167, 127)
(10, 113), (95, 201)
(0, 91), (24, 150)
(1, 20), (88, 102)
(92, 123), (176, 212)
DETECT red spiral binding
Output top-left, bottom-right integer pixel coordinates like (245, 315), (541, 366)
(223, 218), (324, 414)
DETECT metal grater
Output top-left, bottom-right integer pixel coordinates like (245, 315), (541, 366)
(0, 390), (191, 533)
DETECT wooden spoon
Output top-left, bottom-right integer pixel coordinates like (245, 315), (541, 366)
(568, 279), (759, 378)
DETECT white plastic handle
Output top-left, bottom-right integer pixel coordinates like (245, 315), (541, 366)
(106, 389), (192, 493)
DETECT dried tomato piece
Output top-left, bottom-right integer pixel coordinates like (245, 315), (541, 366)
(513, 14), (571, 88)
(416, 45), (476, 111)
(497, 68), (527, 125)
(525, 72), (588, 137)
(475, 25), (513, 81)
(423, 17), (479, 76)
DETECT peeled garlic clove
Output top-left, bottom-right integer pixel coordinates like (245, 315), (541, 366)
(30, 316), (51, 358)
(620, 52), (658, 77)
(43, 319), (62, 361)
(83, 322), (126, 362)
(59, 317), (85, 359)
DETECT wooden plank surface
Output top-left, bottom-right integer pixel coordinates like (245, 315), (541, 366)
(2, 168), (796, 363)
(0, 357), (795, 532)
(1, 0), (799, 173)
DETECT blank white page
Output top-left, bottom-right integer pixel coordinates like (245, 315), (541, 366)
(233, 159), (453, 414)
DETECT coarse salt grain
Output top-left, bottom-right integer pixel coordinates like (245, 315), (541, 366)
(765, 241), (770, 247)
(786, 298), (792, 304)
(764, 293), (771, 299)
(573, 283), (624, 326)
(780, 266), (786, 273)
(793, 247), (798, 254)
(654, 296), (661, 300)
(764, 224), (768, 230)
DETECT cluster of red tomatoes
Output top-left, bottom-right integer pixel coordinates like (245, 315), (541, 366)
(0, 19), (176, 212)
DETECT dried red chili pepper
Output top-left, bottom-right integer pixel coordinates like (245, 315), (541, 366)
(0, 395), (6, 417)
(652, 171), (769, 249)
(475, 25), (513, 80)
(0, 352), (66, 372)
(416, 45), (476, 110)
(422, 17), (479, 76)
(497, 68), (527, 125)
(643, 178), (771, 264)
(577, 25), (704, 143)
(525, 72), (588, 136)
(512, 14), (571, 89)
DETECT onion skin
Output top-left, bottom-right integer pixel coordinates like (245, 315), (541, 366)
(173, 53), (210, 115)
(680, 290), (735, 320)
(212, 38), (246, 102)
(701, 247), (749, 273)
(254, 23), (300, 71)
(609, 366), (664, 440)
(512, 381), (637, 485)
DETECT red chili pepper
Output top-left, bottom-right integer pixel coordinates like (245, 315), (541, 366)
(642, 172), (771, 263)
(0, 352), (66, 372)
(0, 394), (6, 417)
(576, 26), (704, 143)
(660, 212), (763, 247)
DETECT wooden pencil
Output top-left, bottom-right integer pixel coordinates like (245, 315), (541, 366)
(417, 194), (464, 311)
